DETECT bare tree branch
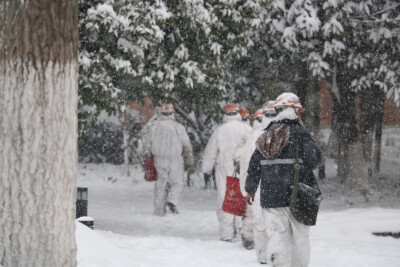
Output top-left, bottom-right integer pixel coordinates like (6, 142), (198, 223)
(352, 3), (400, 20)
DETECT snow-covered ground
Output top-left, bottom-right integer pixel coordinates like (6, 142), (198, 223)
(76, 160), (400, 267)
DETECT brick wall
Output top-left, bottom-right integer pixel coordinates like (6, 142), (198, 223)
(128, 97), (156, 123)
(319, 81), (333, 126)
(318, 81), (400, 126)
(383, 99), (400, 125)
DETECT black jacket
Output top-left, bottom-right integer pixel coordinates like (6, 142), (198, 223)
(245, 119), (322, 209)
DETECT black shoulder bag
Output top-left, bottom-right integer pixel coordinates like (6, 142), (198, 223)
(289, 136), (322, 226)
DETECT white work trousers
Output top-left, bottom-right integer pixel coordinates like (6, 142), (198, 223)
(263, 207), (310, 267)
(217, 209), (242, 241)
(216, 164), (241, 240)
(252, 189), (268, 263)
(241, 205), (254, 242)
(153, 156), (184, 216)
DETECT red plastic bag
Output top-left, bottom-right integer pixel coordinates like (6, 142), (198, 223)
(222, 175), (246, 216)
(144, 157), (157, 182)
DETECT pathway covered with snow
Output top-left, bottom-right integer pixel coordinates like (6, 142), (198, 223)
(76, 163), (400, 266)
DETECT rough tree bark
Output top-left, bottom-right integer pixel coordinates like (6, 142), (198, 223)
(0, 1), (78, 266)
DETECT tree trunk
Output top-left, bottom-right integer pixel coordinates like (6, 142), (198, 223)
(333, 62), (367, 187)
(313, 78), (321, 141)
(359, 87), (385, 177)
(373, 89), (385, 175)
(336, 137), (349, 182)
(313, 78), (325, 179)
(359, 89), (376, 177)
(295, 60), (309, 123)
(121, 109), (131, 177)
(0, 1), (78, 266)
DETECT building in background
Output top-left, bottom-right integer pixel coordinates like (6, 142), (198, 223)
(318, 82), (400, 127)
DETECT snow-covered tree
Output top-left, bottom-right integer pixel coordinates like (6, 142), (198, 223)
(226, 0), (294, 112)
(0, 1), (78, 265)
(79, 0), (169, 123)
(79, 0), (170, 174)
(317, 0), (400, 180)
(78, 0), (400, 178)
(79, 0), (261, 151)
(245, 0), (322, 123)
(260, 0), (400, 183)
(344, 1), (400, 175)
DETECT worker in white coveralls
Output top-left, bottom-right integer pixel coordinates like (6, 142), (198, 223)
(246, 93), (322, 266)
(233, 108), (263, 250)
(233, 102), (277, 257)
(202, 103), (252, 241)
(143, 103), (194, 216)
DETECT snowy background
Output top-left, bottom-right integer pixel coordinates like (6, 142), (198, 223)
(75, 127), (400, 267)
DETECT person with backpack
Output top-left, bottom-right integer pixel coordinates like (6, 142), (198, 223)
(245, 93), (322, 266)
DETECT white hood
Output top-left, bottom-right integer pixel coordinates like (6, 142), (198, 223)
(261, 113), (280, 129)
(275, 107), (298, 121)
(253, 119), (263, 130)
(261, 117), (273, 129)
(223, 113), (242, 124)
(159, 113), (176, 121)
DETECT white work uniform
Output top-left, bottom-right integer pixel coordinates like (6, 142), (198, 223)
(234, 116), (275, 262)
(202, 113), (251, 240)
(144, 114), (193, 216)
(233, 119), (261, 247)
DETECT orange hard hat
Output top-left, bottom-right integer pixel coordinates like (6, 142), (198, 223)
(274, 93), (304, 113)
(263, 101), (276, 113)
(239, 108), (250, 119)
(222, 103), (239, 114)
(161, 103), (175, 113)
(253, 109), (264, 122)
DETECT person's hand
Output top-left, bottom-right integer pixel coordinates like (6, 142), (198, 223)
(234, 162), (240, 174)
(185, 164), (193, 172)
(246, 193), (255, 205)
(187, 167), (195, 174)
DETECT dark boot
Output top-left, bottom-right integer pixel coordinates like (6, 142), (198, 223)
(203, 180), (210, 189)
(213, 176), (217, 190)
(167, 202), (179, 214)
(241, 235), (254, 250)
(203, 173), (210, 189)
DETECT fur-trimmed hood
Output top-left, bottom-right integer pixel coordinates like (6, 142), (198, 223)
(256, 123), (290, 159)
